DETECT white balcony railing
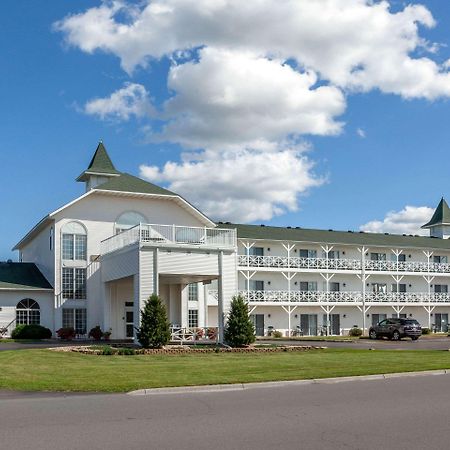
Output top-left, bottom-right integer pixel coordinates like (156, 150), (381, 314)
(101, 224), (237, 255)
(238, 255), (450, 274)
(170, 326), (218, 342)
(238, 290), (450, 304)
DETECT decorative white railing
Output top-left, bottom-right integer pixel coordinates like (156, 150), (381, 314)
(239, 290), (450, 304)
(0, 319), (16, 338)
(101, 224), (237, 255)
(170, 326), (219, 342)
(238, 255), (450, 274)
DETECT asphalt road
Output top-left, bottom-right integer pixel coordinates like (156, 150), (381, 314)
(1, 374), (450, 450)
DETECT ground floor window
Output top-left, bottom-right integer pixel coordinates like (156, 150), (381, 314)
(300, 314), (318, 336)
(372, 313), (387, 326)
(188, 309), (198, 328)
(16, 299), (40, 325)
(62, 308), (87, 335)
(250, 314), (264, 336)
(434, 313), (449, 332)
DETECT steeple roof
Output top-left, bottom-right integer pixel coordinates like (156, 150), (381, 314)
(76, 142), (121, 182)
(422, 197), (450, 228)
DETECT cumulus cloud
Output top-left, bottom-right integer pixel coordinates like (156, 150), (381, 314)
(140, 147), (323, 222)
(360, 206), (434, 235)
(158, 48), (345, 149)
(55, 0), (450, 99)
(54, 0), (450, 222)
(84, 82), (154, 121)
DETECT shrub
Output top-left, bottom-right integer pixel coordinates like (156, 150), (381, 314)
(11, 324), (52, 339)
(136, 294), (171, 348)
(117, 347), (136, 355)
(349, 327), (363, 337)
(272, 330), (283, 338)
(100, 346), (114, 355)
(88, 326), (103, 341)
(224, 295), (256, 347)
(422, 327), (431, 335)
(56, 327), (76, 340)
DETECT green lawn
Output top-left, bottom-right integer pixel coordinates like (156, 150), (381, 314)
(1, 348), (450, 392)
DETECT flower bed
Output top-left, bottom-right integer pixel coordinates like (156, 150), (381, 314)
(51, 344), (326, 355)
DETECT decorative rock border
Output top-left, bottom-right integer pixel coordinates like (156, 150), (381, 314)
(50, 345), (327, 355)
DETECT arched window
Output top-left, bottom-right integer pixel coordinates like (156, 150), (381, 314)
(115, 212), (147, 234)
(16, 299), (40, 325)
(62, 222), (87, 261)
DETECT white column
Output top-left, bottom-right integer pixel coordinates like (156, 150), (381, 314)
(133, 274), (140, 343)
(180, 284), (188, 328)
(218, 251), (225, 343)
(198, 283), (206, 327)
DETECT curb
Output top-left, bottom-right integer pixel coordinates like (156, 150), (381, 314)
(128, 369), (450, 396)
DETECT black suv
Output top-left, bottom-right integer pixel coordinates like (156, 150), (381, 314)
(369, 318), (422, 341)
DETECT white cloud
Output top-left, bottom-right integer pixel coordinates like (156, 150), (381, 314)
(84, 82), (154, 121)
(360, 206), (434, 235)
(140, 147), (324, 222)
(158, 48), (345, 149)
(56, 0), (450, 99)
(356, 128), (366, 138)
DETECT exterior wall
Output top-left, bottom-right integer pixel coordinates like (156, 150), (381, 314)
(106, 276), (134, 339)
(0, 290), (54, 331)
(20, 224), (55, 286)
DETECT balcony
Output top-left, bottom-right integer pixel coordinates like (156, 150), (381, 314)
(101, 224), (237, 255)
(238, 255), (450, 274)
(238, 290), (450, 304)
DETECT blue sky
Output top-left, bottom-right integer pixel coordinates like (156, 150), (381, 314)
(1, 0), (450, 260)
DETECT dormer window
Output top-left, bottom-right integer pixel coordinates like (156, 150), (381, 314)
(115, 212), (147, 234)
(62, 222), (87, 261)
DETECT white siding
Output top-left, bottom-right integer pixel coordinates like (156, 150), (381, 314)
(158, 250), (220, 276)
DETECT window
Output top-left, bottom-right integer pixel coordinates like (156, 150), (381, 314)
(391, 254), (406, 262)
(371, 253), (386, 261)
(328, 251), (340, 259)
(249, 247), (264, 256)
(434, 284), (448, 293)
(392, 313), (407, 318)
(372, 283), (387, 293)
(300, 249), (317, 258)
(188, 309), (198, 328)
(434, 255), (448, 264)
(61, 222), (87, 261)
(249, 280), (264, 291)
(115, 211), (147, 234)
(372, 313), (387, 326)
(62, 308), (87, 335)
(16, 299), (40, 325)
(188, 283), (198, 301)
(300, 281), (318, 291)
(62, 268), (86, 299)
(392, 284), (406, 293)
(330, 282), (340, 292)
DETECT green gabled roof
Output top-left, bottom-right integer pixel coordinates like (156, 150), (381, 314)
(422, 198), (450, 228)
(76, 142), (121, 181)
(94, 172), (176, 196)
(218, 223), (450, 250)
(0, 263), (52, 290)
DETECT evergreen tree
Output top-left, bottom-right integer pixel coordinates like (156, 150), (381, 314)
(224, 295), (256, 347)
(136, 294), (171, 348)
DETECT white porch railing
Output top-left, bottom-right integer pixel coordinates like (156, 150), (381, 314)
(101, 224), (237, 255)
(170, 326), (219, 342)
(239, 290), (450, 304)
(0, 319), (16, 338)
(238, 255), (450, 274)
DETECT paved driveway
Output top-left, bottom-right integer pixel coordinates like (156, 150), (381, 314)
(1, 373), (450, 449)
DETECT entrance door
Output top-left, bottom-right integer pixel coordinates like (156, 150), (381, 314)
(301, 314), (318, 336)
(435, 313), (449, 332)
(124, 302), (134, 339)
(323, 314), (340, 335)
(250, 314), (265, 336)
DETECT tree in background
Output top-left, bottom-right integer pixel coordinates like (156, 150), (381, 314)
(224, 295), (256, 347)
(137, 294), (171, 348)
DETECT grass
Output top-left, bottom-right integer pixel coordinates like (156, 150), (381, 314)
(1, 348), (450, 392)
(0, 339), (44, 343)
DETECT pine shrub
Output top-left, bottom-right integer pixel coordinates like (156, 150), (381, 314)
(224, 295), (256, 347)
(136, 294), (171, 348)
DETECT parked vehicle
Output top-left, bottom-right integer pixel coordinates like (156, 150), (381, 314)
(369, 318), (422, 341)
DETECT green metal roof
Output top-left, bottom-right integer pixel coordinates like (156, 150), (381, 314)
(94, 172), (176, 196)
(219, 223), (450, 250)
(0, 263), (52, 290)
(76, 142), (121, 181)
(422, 198), (450, 228)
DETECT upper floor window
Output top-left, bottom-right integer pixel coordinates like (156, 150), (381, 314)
(62, 267), (87, 299)
(300, 281), (318, 292)
(434, 284), (448, 293)
(370, 252), (386, 261)
(300, 249), (317, 258)
(248, 247), (264, 256)
(115, 211), (147, 234)
(188, 283), (198, 301)
(434, 255), (448, 264)
(392, 284), (406, 293)
(62, 222), (87, 261)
